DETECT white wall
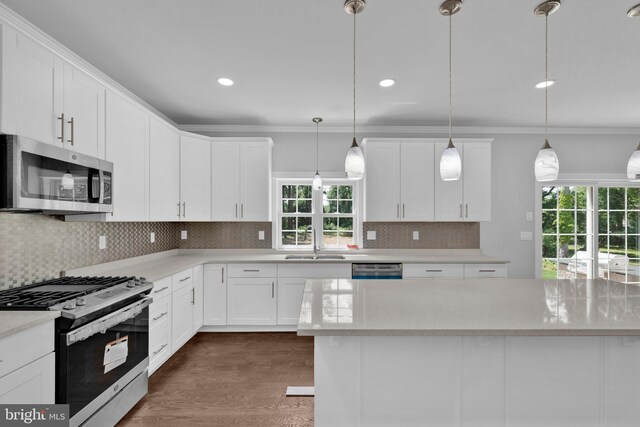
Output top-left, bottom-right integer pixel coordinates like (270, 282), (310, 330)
(204, 130), (640, 278)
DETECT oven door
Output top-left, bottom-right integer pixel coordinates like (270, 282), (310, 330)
(57, 298), (150, 425)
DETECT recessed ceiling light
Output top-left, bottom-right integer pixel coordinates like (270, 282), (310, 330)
(379, 78), (396, 87)
(535, 79), (556, 89)
(217, 77), (234, 86)
(628, 4), (640, 17)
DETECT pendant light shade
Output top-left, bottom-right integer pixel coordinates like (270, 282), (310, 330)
(440, 138), (462, 181)
(312, 117), (323, 190)
(439, 0), (461, 182)
(627, 142), (640, 182)
(344, 0), (365, 181)
(534, 139), (559, 182)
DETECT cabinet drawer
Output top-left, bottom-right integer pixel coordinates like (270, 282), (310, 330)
(172, 268), (194, 291)
(149, 295), (171, 330)
(0, 320), (54, 378)
(151, 276), (172, 300)
(0, 352), (55, 404)
(403, 264), (464, 278)
(149, 326), (171, 374)
(464, 264), (508, 278)
(277, 263), (351, 279)
(227, 263), (277, 278)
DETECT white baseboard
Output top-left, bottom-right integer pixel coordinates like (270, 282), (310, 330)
(198, 325), (297, 333)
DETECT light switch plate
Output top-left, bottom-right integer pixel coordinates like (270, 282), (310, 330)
(181, 230), (188, 240)
(150, 232), (155, 243)
(520, 231), (533, 241)
(413, 231), (419, 240)
(367, 230), (376, 240)
(258, 230), (265, 240)
(526, 211), (534, 221)
(98, 235), (106, 250)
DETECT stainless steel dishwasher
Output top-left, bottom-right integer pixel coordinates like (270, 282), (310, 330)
(351, 263), (403, 279)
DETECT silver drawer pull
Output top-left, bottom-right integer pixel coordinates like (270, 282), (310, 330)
(426, 269), (443, 272)
(154, 286), (169, 294)
(152, 312), (168, 321)
(153, 344), (168, 355)
(179, 276), (191, 282)
(243, 269), (260, 272)
(479, 269), (496, 273)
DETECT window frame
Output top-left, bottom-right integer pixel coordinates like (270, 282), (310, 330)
(273, 175), (362, 251)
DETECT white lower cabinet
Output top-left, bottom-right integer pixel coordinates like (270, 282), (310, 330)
(0, 320), (55, 404)
(172, 269), (195, 350)
(192, 265), (204, 331)
(404, 263), (507, 279)
(149, 293), (172, 375)
(204, 264), (227, 326)
(464, 263), (508, 278)
(227, 278), (277, 325)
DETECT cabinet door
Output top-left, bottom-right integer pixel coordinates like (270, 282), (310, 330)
(62, 62), (105, 158)
(211, 142), (241, 220)
(463, 142), (492, 221)
(180, 135), (211, 221)
(203, 264), (227, 326)
(239, 142), (272, 221)
(401, 143), (435, 221)
(172, 283), (194, 350)
(105, 91), (149, 221)
(0, 352), (55, 404)
(434, 141), (464, 221)
(0, 26), (62, 145)
(227, 278), (277, 325)
(192, 265), (204, 331)
(149, 119), (180, 221)
(277, 278), (306, 325)
(364, 142), (401, 221)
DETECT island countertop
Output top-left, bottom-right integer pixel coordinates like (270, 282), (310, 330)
(297, 278), (640, 336)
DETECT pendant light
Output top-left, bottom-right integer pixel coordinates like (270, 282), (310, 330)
(344, 0), (365, 180)
(533, 1), (561, 182)
(312, 117), (323, 190)
(627, 142), (640, 182)
(439, 0), (462, 182)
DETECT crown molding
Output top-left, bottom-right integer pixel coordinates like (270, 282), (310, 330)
(179, 124), (640, 135)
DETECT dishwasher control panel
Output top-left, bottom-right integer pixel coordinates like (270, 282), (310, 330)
(352, 263), (403, 279)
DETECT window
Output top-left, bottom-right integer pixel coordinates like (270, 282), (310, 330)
(277, 179), (359, 249)
(539, 183), (640, 283)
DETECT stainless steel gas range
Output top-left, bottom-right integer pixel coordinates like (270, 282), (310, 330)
(0, 276), (152, 427)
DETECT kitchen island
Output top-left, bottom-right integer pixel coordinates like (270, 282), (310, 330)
(298, 278), (640, 426)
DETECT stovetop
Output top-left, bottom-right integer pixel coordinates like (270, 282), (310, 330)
(0, 276), (153, 319)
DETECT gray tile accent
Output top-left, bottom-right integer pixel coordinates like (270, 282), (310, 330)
(363, 222), (480, 249)
(179, 222), (272, 249)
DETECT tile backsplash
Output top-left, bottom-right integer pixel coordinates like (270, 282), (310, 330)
(179, 222), (272, 249)
(363, 222), (480, 249)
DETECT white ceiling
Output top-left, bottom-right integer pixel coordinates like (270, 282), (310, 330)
(1, 0), (639, 129)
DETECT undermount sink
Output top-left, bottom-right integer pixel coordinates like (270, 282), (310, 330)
(285, 254), (346, 260)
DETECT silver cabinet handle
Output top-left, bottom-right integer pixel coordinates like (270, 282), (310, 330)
(221, 267), (224, 283)
(479, 269), (496, 273)
(177, 202), (181, 218)
(179, 276), (191, 282)
(57, 113), (65, 144)
(426, 269), (443, 272)
(153, 344), (168, 355)
(241, 203), (244, 218)
(153, 286), (169, 294)
(403, 203), (405, 218)
(67, 116), (74, 145)
(397, 203), (400, 218)
(152, 311), (168, 321)
(271, 282), (275, 298)
(243, 269), (260, 272)
(183, 202), (186, 218)
(191, 287), (195, 305)
(235, 203), (238, 218)
(459, 203), (463, 218)
(465, 203), (469, 218)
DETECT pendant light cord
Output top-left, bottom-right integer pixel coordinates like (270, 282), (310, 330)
(545, 12), (549, 142)
(316, 120), (320, 172)
(353, 5), (357, 141)
(448, 13), (452, 141)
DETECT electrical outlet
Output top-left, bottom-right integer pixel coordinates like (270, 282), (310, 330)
(520, 231), (533, 241)
(181, 230), (188, 240)
(98, 235), (106, 250)
(413, 231), (419, 240)
(526, 211), (534, 221)
(366, 230), (376, 240)
(258, 230), (265, 240)
(150, 232), (156, 243)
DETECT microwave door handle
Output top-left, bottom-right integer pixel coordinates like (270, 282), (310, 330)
(98, 169), (104, 204)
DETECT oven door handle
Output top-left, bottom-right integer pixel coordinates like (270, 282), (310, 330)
(65, 298), (152, 347)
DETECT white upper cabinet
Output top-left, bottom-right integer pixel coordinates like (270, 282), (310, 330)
(149, 118), (180, 221)
(363, 140), (434, 221)
(0, 25), (105, 157)
(180, 134), (212, 221)
(105, 90), (149, 221)
(211, 139), (273, 222)
(434, 141), (492, 221)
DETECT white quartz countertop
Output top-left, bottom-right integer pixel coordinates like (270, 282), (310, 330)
(297, 278), (640, 336)
(0, 311), (60, 339)
(66, 249), (508, 283)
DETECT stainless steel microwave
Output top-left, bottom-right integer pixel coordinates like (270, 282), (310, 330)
(0, 135), (113, 214)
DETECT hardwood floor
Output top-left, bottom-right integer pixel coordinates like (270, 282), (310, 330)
(118, 333), (314, 427)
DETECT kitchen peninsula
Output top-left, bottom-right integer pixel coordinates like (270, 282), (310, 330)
(298, 278), (640, 426)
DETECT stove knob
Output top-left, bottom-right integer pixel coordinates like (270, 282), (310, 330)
(76, 297), (87, 306)
(127, 280), (136, 288)
(139, 277), (147, 282)
(63, 302), (76, 310)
